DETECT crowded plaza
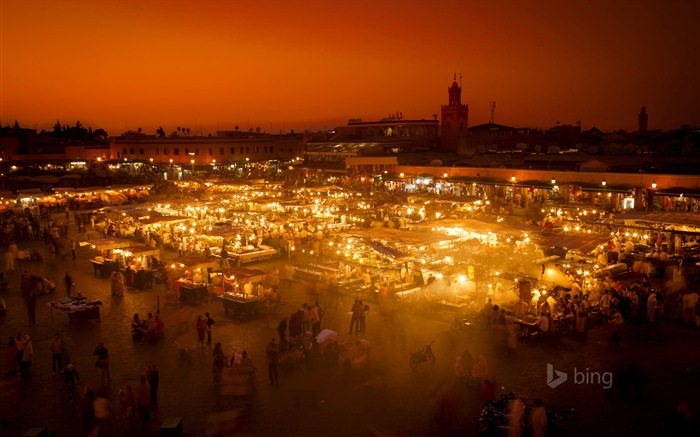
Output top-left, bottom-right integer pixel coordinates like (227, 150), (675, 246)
(1, 170), (700, 437)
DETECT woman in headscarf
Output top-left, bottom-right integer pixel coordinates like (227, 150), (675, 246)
(115, 271), (125, 297)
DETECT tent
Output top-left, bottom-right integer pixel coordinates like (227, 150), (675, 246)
(167, 256), (219, 271)
(119, 245), (161, 258)
(83, 238), (133, 251)
(212, 267), (266, 284)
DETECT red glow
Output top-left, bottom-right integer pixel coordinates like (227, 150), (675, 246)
(2, 0), (698, 135)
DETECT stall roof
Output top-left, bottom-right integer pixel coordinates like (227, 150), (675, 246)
(612, 211), (700, 228)
(139, 216), (189, 226)
(348, 228), (458, 247)
(118, 245), (161, 257)
(418, 217), (532, 235)
(201, 226), (244, 238)
(167, 256), (219, 271)
(85, 238), (133, 250)
(212, 267), (266, 282)
(537, 234), (609, 253)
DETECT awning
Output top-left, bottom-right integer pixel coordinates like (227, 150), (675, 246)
(538, 234), (609, 253)
(118, 245), (161, 258)
(167, 256), (218, 271)
(655, 187), (700, 198)
(211, 267), (266, 283)
(367, 241), (408, 259)
(84, 238), (133, 250)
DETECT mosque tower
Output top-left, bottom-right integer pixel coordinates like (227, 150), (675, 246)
(638, 106), (648, 132)
(440, 74), (469, 153)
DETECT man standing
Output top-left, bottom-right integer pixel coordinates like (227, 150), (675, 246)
(266, 338), (279, 386)
(93, 342), (111, 383)
(276, 316), (288, 344)
(204, 312), (215, 346)
(21, 271), (36, 324)
(50, 332), (64, 375)
(64, 363), (80, 400)
(146, 365), (159, 407)
(349, 299), (361, 335)
(64, 272), (73, 298)
(609, 306), (624, 349)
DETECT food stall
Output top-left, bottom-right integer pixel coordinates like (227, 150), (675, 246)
(49, 296), (102, 321)
(230, 244), (278, 265)
(214, 267), (268, 318)
(118, 245), (162, 290)
(169, 256), (219, 304)
(85, 238), (133, 277)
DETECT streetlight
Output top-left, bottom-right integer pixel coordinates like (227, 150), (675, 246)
(651, 180), (657, 189)
(191, 159), (195, 176)
(602, 179), (607, 210)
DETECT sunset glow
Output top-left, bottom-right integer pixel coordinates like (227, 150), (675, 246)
(2, 0), (698, 135)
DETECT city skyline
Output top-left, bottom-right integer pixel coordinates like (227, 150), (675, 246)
(1, 0), (698, 136)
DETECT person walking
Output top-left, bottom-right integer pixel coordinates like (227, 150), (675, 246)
(212, 342), (227, 384)
(220, 245), (230, 268)
(5, 337), (18, 375)
(349, 299), (361, 335)
(63, 363), (80, 401)
(93, 389), (111, 436)
(136, 375), (150, 425)
(360, 300), (369, 333)
(71, 239), (77, 260)
(64, 272), (73, 298)
(276, 316), (288, 345)
(93, 342), (111, 383)
(21, 271), (36, 324)
(50, 332), (65, 375)
(20, 334), (33, 375)
(81, 385), (95, 435)
(266, 338), (279, 386)
(608, 306), (624, 349)
(205, 312), (215, 346)
(309, 304), (320, 336)
(119, 385), (135, 434)
(196, 315), (206, 349)
(146, 365), (159, 407)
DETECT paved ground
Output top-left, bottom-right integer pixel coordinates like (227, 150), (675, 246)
(1, 218), (700, 436)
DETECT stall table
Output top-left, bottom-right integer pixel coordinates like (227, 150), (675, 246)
(49, 297), (102, 321)
(219, 295), (264, 319)
(134, 269), (155, 290)
(178, 282), (208, 304)
(90, 258), (119, 277)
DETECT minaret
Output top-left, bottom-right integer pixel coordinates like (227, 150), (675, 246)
(440, 74), (469, 153)
(638, 106), (648, 132)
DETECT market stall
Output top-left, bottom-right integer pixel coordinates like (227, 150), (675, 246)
(85, 238), (133, 277)
(49, 296), (102, 321)
(168, 256), (219, 304)
(213, 267), (268, 319)
(117, 246), (162, 289)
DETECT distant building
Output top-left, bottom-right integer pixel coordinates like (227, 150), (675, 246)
(109, 132), (303, 164)
(467, 122), (582, 152)
(440, 75), (469, 153)
(638, 106), (648, 132)
(0, 127), (109, 162)
(302, 114), (438, 175)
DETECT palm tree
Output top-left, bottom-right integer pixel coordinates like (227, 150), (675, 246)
(234, 126), (239, 132)
(186, 128), (190, 136)
(177, 126), (181, 135)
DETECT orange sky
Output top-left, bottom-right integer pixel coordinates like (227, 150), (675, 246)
(2, 0), (699, 136)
